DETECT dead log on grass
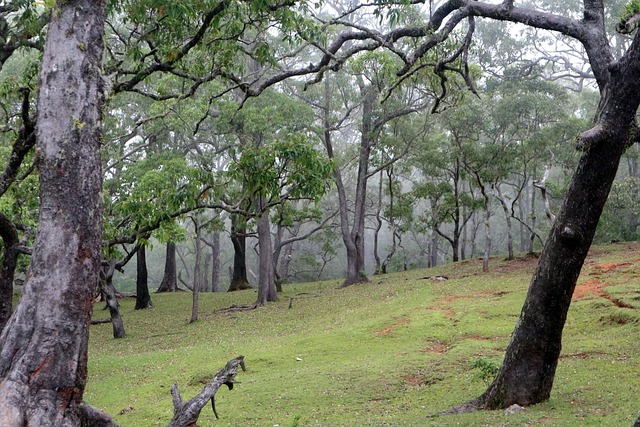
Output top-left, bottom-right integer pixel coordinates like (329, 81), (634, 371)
(167, 355), (246, 427)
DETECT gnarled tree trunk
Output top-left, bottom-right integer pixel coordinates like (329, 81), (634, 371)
(228, 214), (251, 291)
(0, 1), (111, 425)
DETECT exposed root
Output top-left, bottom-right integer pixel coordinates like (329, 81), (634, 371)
(216, 304), (258, 313)
(438, 398), (482, 415)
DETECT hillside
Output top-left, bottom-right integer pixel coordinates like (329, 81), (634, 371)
(86, 242), (640, 426)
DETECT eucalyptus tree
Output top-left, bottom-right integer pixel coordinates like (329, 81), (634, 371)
(0, 1), (111, 424)
(228, 131), (332, 306)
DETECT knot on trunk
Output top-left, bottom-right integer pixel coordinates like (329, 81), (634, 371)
(558, 224), (585, 246)
(576, 124), (608, 152)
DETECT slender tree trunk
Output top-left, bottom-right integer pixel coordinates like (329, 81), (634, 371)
(211, 230), (222, 292)
(135, 245), (153, 309)
(495, 184), (514, 260)
(322, 78), (367, 287)
(528, 182), (537, 254)
(278, 242), (294, 284)
(228, 215), (251, 291)
(256, 202), (277, 306)
(429, 228), (439, 268)
(190, 221), (202, 323)
(100, 261), (126, 339)
(0, 1), (110, 424)
(203, 251), (211, 292)
(373, 170), (384, 274)
(518, 184), (528, 253)
(482, 201), (491, 272)
(0, 212), (19, 333)
(157, 241), (178, 292)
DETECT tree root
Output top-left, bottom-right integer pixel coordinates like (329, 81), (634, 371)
(79, 402), (121, 427)
(216, 304), (259, 313)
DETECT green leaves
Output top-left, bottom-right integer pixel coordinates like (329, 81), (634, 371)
(227, 132), (332, 204)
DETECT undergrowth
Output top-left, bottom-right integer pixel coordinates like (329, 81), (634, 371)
(86, 242), (640, 426)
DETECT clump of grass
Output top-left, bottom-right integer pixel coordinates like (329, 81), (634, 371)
(599, 312), (639, 326)
(471, 358), (500, 386)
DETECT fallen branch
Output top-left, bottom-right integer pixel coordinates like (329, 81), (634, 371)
(167, 355), (246, 427)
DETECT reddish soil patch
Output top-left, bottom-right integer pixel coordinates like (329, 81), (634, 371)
(423, 340), (450, 353)
(402, 375), (423, 386)
(374, 318), (411, 336)
(572, 277), (606, 301)
(589, 262), (632, 274)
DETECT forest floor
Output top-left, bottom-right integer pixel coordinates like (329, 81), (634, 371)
(86, 242), (640, 426)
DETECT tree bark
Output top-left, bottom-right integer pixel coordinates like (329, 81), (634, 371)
(495, 184), (514, 260)
(228, 215), (251, 291)
(100, 261), (126, 339)
(135, 245), (153, 309)
(468, 7), (640, 409)
(157, 241), (178, 292)
(190, 219), (203, 323)
(0, 1), (111, 425)
(211, 230), (222, 292)
(256, 201), (277, 306)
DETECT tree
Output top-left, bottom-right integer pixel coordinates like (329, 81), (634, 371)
(158, 241), (179, 292)
(417, 0), (640, 412)
(135, 244), (153, 309)
(0, 0), (114, 424)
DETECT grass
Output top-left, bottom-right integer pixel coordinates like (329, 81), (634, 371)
(86, 242), (640, 426)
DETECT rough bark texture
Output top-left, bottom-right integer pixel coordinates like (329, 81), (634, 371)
(228, 215), (252, 291)
(157, 241), (178, 292)
(135, 245), (153, 309)
(0, 1), (109, 425)
(190, 221), (202, 322)
(211, 230), (222, 292)
(100, 261), (126, 339)
(256, 202), (277, 306)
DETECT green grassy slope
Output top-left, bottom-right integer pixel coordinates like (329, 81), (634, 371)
(86, 242), (640, 426)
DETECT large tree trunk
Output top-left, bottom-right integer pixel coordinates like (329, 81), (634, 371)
(0, 1), (110, 425)
(228, 215), (251, 291)
(0, 212), (19, 333)
(468, 24), (640, 410)
(135, 245), (153, 309)
(157, 241), (178, 292)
